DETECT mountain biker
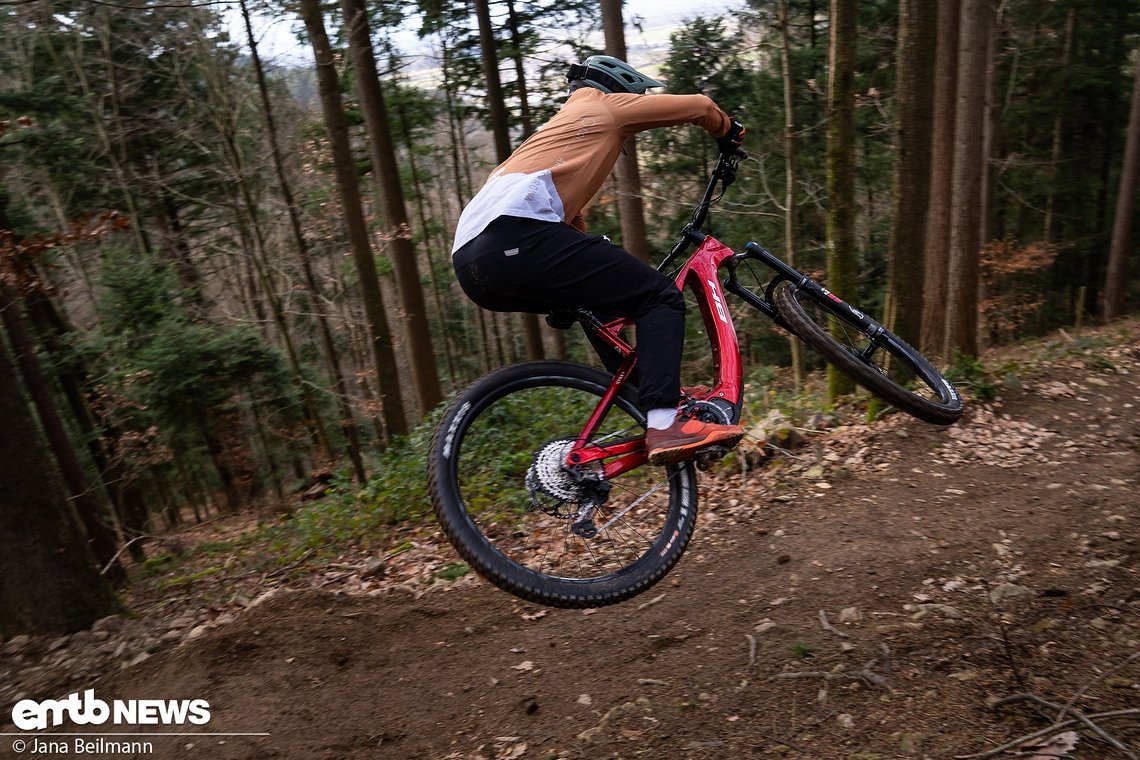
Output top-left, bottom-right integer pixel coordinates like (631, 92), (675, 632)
(451, 55), (747, 465)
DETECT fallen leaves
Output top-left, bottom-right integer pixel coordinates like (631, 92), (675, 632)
(1019, 731), (1079, 760)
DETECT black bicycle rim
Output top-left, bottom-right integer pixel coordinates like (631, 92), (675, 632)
(773, 282), (963, 424)
(427, 361), (699, 608)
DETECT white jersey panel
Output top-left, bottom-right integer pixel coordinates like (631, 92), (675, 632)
(451, 170), (565, 254)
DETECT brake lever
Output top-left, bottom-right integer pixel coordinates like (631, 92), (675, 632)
(716, 150), (747, 185)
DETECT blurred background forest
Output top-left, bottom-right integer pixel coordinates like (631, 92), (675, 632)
(1, 0), (1137, 630)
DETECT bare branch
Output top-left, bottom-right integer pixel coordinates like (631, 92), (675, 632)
(1056, 651), (1140, 723)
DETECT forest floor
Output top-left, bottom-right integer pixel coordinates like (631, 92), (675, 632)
(2, 319), (1139, 760)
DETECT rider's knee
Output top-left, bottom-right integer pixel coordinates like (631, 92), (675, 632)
(651, 281), (686, 316)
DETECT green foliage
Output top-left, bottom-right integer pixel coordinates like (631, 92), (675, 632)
(133, 321), (288, 423)
(285, 413), (440, 550)
(1042, 333), (1114, 361)
(388, 540), (415, 556)
(436, 562), (470, 581)
(157, 566), (223, 590)
(98, 247), (181, 336)
(82, 247), (299, 503)
(660, 16), (754, 115)
(643, 16), (761, 251)
(140, 554), (177, 577)
(738, 363), (835, 430)
(945, 356), (1001, 402)
(278, 380), (632, 555)
(788, 641), (818, 659)
(93, 250), (294, 432)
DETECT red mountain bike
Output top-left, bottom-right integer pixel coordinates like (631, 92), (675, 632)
(428, 151), (963, 609)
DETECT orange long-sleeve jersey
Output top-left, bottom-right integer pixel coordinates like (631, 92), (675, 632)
(451, 87), (732, 253)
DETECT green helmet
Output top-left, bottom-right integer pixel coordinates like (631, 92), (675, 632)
(567, 55), (664, 95)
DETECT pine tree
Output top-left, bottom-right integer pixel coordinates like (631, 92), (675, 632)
(921, 0), (960, 357)
(299, 0), (409, 439)
(826, 0), (858, 399)
(341, 0), (443, 416)
(1103, 56), (1140, 320)
(884, 0), (936, 348)
(0, 332), (122, 635)
(944, 0), (993, 359)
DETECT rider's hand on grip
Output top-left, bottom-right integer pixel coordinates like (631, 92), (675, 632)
(716, 119), (746, 157)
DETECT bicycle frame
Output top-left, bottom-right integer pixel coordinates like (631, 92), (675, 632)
(432, 144), (963, 609)
(564, 234), (746, 478)
(562, 152), (873, 480)
(561, 155), (781, 476)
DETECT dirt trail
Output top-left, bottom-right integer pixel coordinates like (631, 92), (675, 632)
(2, 325), (1138, 760)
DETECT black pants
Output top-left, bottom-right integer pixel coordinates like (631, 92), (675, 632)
(453, 216), (685, 412)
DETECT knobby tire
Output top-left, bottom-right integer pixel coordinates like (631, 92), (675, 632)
(773, 281), (963, 425)
(428, 361), (699, 608)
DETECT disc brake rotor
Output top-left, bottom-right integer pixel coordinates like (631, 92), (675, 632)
(682, 398), (734, 425)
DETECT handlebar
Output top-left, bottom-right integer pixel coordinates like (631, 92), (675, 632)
(656, 149), (747, 274)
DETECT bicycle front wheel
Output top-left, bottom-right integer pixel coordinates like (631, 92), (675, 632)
(427, 361), (699, 608)
(773, 281), (964, 425)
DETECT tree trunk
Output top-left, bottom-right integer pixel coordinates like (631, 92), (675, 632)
(241, 216), (339, 458)
(299, 0), (408, 440)
(0, 285), (127, 584)
(505, 0), (534, 139)
(921, 0), (960, 358)
(19, 284), (147, 562)
(471, 0), (544, 361)
(439, 35), (471, 208)
(507, 0), (562, 359)
(473, 0), (512, 161)
(1043, 7), (1076, 244)
(826, 0), (858, 400)
(240, 0), (368, 481)
(1102, 55), (1140, 320)
(979, 1), (1001, 248)
(151, 183), (205, 309)
(0, 189), (127, 581)
(943, 0), (993, 360)
(885, 0), (936, 349)
(0, 332), (122, 636)
(601, 0), (653, 265)
(778, 0), (805, 390)
(341, 0), (444, 416)
(393, 98), (460, 390)
(204, 15), (339, 473)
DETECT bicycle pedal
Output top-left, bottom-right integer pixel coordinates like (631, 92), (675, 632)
(695, 446), (730, 470)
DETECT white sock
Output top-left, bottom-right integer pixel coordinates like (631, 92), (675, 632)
(647, 408), (678, 430)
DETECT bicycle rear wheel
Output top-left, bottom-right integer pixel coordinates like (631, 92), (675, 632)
(773, 281), (963, 424)
(427, 361), (698, 608)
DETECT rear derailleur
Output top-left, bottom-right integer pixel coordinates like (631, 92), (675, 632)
(568, 469), (611, 539)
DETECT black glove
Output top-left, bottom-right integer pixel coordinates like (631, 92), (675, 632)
(716, 119), (746, 156)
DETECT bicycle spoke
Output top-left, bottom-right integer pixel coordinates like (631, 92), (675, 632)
(812, 297), (940, 402)
(771, 283), (961, 425)
(450, 377), (686, 583)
